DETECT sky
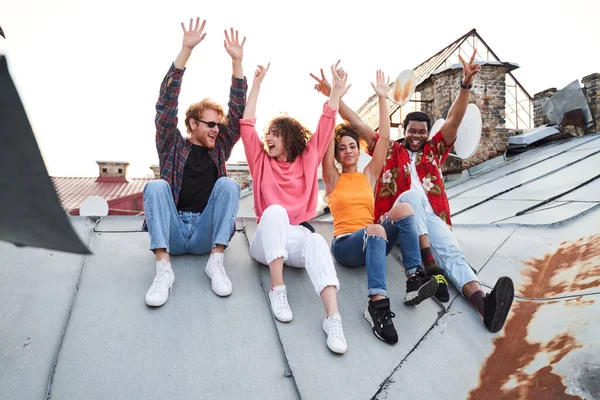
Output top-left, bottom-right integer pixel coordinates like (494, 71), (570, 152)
(2, 0), (599, 178)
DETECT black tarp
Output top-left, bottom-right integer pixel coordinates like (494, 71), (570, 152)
(0, 55), (90, 254)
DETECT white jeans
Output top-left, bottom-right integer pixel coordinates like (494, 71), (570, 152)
(250, 204), (340, 295)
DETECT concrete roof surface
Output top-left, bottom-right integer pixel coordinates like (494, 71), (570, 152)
(2, 135), (600, 400)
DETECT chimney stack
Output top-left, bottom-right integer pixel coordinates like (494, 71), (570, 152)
(96, 161), (129, 183)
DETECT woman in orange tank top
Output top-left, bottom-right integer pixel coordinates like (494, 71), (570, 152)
(318, 69), (438, 345)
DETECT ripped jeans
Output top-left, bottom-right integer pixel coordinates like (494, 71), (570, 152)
(330, 215), (422, 298)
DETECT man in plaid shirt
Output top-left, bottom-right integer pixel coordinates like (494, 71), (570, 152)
(143, 17), (248, 307)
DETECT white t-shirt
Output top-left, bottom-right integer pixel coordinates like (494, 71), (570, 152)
(408, 150), (435, 215)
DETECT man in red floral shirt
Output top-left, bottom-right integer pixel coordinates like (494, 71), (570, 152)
(143, 18), (248, 307)
(312, 50), (514, 333)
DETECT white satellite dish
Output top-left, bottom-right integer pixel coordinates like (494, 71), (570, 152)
(454, 104), (482, 159)
(429, 118), (445, 140)
(391, 70), (415, 106)
(80, 196), (109, 218)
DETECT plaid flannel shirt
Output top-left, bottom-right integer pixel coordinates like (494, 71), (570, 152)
(155, 63), (247, 206)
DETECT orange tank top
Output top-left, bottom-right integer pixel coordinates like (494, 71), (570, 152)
(328, 172), (375, 237)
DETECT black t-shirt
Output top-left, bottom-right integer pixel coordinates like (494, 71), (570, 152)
(177, 144), (218, 213)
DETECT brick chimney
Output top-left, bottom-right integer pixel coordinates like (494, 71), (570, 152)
(582, 73), (600, 132)
(96, 161), (129, 183)
(150, 164), (160, 179)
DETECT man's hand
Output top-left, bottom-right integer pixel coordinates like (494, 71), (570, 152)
(181, 17), (207, 51)
(224, 28), (246, 61)
(253, 63), (270, 85)
(310, 68), (331, 97)
(371, 69), (389, 98)
(458, 48), (481, 86)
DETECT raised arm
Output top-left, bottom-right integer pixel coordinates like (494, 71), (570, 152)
(240, 64), (270, 167)
(311, 68), (376, 147)
(441, 48), (481, 145)
(218, 28), (248, 159)
(243, 63), (269, 120)
(311, 64), (350, 156)
(156, 17), (207, 153)
(363, 70), (390, 189)
(322, 128), (340, 195)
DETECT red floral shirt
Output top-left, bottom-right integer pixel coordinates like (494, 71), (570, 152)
(367, 131), (454, 226)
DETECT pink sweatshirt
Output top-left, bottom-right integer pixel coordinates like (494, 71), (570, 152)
(240, 103), (338, 224)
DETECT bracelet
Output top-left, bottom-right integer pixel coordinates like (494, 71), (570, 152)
(460, 80), (472, 90)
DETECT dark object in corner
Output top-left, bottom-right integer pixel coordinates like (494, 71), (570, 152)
(0, 26), (4, 39)
(0, 55), (90, 254)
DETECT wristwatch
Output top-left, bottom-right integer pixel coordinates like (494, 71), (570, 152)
(460, 80), (472, 90)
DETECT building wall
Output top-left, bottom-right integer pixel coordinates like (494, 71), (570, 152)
(582, 73), (600, 132)
(533, 88), (557, 127)
(417, 64), (509, 174)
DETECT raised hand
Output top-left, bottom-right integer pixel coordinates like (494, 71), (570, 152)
(330, 61), (351, 98)
(224, 28), (246, 61)
(253, 63), (270, 85)
(310, 68), (331, 97)
(458, 48), (481, 85)
(370, 69), (389, 98)
(181, 17), (207, 50)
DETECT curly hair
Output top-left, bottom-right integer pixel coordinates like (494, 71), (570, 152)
(265, 116), (312, 162)
(184, 99), (226, 134)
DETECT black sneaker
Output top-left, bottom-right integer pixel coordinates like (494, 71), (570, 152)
(483, 276), (515, 333)
(404, 272), (438, 305)
(425, 265), (450, 303)
(364, 298), (398, 344)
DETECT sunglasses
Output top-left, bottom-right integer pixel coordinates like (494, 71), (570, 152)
(194, 118), (224, 130)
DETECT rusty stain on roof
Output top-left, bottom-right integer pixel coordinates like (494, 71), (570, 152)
(468, 235), (600, 400)
(520, 235), (600, 298)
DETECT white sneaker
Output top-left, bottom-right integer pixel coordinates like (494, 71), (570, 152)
(145, 259), (175, 307)
(205, 254), (232, 297)
(269, 285), (293, 322)
(322, 312), (347, 354)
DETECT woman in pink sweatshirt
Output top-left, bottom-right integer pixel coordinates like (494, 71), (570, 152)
(240, 63), (349, 354)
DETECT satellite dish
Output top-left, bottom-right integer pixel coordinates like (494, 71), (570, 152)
(454, 104), (482, 159)
(80, 196), (109, 219)
(429, 118), (445, 140)
(391, 70), (415, 106)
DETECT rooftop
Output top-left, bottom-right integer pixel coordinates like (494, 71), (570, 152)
(3, 134), (600, 399)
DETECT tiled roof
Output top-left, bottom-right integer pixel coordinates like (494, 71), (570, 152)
(51, 176), (154, 210)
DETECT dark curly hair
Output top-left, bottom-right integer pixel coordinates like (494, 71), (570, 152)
(265, 116), (312, 162)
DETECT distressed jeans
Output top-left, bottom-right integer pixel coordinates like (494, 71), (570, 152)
(143, 178), (240, 255)
(396, 190), (479, 292)
(331, 229), (388, 297)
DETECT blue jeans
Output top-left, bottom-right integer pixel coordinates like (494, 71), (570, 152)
(142, 178), (240, 255)
(396, 190), (479, 293)
(331, 229), (389, 297)
(381, 214), (423, 276)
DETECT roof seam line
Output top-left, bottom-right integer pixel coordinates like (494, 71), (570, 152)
(451, 148), (600, 218)
(370, 310), (447, 399)
(447, 135), (600, 199)
(44, 219), (99, 400)
(240, 227), (303, 400)
(474, 225), (519, 278)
